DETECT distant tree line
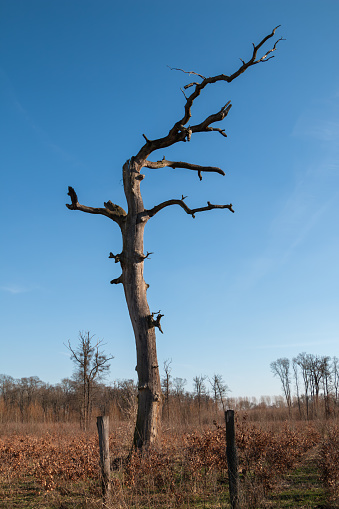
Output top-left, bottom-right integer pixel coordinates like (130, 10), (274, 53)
(0, 374), (137, 425)
(0, 367), (230, 427)
(271, 353), (339, 419)
(4, 345), (337, 426)
(3, 364), (333, 427)
(0, 332), (231, 428)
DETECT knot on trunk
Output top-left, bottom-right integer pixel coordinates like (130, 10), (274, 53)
(148, 311), (164, 334)
(138, 384), (148, 391)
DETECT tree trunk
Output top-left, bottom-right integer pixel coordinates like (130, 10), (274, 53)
(121, 158), (162, 449)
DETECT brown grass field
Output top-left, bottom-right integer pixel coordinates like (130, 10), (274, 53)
(0, 414), (339, 508)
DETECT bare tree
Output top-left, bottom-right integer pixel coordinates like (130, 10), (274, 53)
(270, 358), (292, 415)
(295, 352), (311, 420)
(66, 27), (283, 449)
(0, 375), (15, 407)
(320, 356), (332, 418)
(292, 358), (302, 419)
(333, 356), (339, 414)
(193, 375), (207, 425)
(16, 376), (43, 422)
(307, 354), (326, 417)
(172, 377), (187, 402)
(209, 374), (229, 413)
(112, 379), (138, 421)
(66, 331), (113, 430)
(161, 359), (172, 422)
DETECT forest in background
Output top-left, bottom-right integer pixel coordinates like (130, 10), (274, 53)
(0, 351), (338, 428)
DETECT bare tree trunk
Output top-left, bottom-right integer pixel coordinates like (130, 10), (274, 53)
(121, 159), (162, 449)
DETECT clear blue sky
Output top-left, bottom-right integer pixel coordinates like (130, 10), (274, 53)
(1, 0), (338, 399)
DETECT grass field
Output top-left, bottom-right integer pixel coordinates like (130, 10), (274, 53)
(0, 418), (338, 508)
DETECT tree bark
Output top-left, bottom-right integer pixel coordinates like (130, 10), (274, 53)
(121, 158), (162, 449)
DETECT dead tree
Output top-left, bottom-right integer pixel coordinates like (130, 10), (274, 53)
(193, 375), (207, 425)
(66, 332), (113, 430)
(66, 27), (283, 450)
(210, 374), (229, 413)
(161, 359), (172, 422)
(270, 358), (292, 415)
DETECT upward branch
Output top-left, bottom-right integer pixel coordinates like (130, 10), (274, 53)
(136, 26), (283, 163)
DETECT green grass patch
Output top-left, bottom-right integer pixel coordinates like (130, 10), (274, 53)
(268, 460), (327, 508)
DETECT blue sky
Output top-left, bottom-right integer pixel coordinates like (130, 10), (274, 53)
(1, 0), (338, 398)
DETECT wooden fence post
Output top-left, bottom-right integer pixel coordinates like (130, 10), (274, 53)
(225, 410), (240, 509)
(97, 416), (111, 505)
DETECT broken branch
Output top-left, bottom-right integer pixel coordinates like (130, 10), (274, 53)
(148, 311), (164, 334)
(144, 159), (225, 181)
(142, 251), (153, 260)
(109, 252), (124, 263)
(66, 187), (127, 227)
(110, 275), (123, 285)
(190, 101), (232, 137)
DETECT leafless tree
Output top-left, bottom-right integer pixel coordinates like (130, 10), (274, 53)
(270, 358), (292, 415)
(161, 359), (172, 422)
(320, 356), (332, 418)
(209, 374), (229, 413)
(172, 377), (187, 402)
(15, 376), (43, 422)
(66, 27), (283, 449)
(114, 379), (138, 421)
(0, 375), (15, 407)
(66, 331), (113, 430)
(333, 356), (339, 414)
(295, 353), (311, 420)
(193, 375), (207, 425)
(307, 354), (326, 417)
(292, 358), (302, 418)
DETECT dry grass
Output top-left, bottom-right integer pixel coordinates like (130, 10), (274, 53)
(319, 424), (339, 505)
(0, 417), (338, 508)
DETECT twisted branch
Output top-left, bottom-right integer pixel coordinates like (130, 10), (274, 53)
(146, 199), (234, 219)
(136, 27), (283, 162)
(167, 66), (206, 80)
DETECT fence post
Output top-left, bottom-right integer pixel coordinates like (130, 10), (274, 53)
(225, 410), (240, 508)
(97, 415), (111, 505)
